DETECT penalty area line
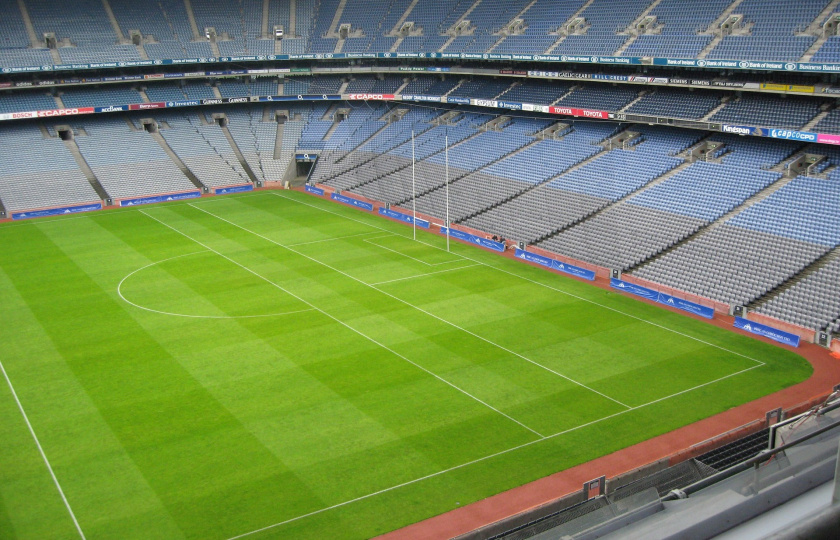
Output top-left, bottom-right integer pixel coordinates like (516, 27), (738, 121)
(138, 209), (543, 440)
(190, 201), (631, 410)
(369, 263), (482, 286)
(268, 192), (767, 368)
(0, 359), (87, 539)
(224, 362), (762, 540)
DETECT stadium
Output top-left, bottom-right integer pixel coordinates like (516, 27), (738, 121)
(2, 0), (840, 538)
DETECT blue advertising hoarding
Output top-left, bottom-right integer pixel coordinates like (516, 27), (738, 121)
(610, 278), (659, 301)
(378, 208), (430, 228)
(514, 249), (595, 280)
(734, 317), (800, 347)
(657, 292), (714, 319)
(305, 184), (325, 196)
(215, 184), (253, 195)
(119, 191), (201, 207)
(331, 192), (374, 211)
(439, 227), (505, 252)
(12, 202), (102, 220)
(610, 278), (715, 318)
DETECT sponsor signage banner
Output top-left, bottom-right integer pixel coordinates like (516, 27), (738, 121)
(400, 94), (442, 102)
(95, 105), (127, 113)
(4, 52), (836, 77)
(304, 184), (325, 196)
(610, 279), (714, 317)
(0, 111), (39, 120)
(296, 153), (318, 162)
(472, 99), (498, 108)
(734, 317), (800, 347)
(498, 101), (522, 110)
(721, 124), (762, 136)
(765, 128), (818, 142)
(331, 192), (374, 211)
(550, 106), (609, 119)
(514, 249), (595, 280)
(345, 93), (395, 100)
(129, 102), (166, 110)
(817, 133), (840, 145)
(215, 184), (253, 195)
(119, 191), (201, 207)
(610, 278), (659, 301)
(657, 292), (714, 319)
(378, 207), (430, 228)
(12, 202), (102, 220)
(36, 107), (95, 118)
(439, 227), (505, 252)
(446, 96), (471, 105)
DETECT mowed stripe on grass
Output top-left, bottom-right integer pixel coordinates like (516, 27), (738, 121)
(0, 191), (811, 539)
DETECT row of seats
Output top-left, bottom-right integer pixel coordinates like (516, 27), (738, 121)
(8, 0), (840, 66)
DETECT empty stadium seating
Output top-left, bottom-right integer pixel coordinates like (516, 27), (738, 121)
(1, 0), (839, 66)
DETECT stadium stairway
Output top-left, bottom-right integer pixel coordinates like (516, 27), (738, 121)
(486, 0), (542, 54)
(612, 0), (667, 56)
(459, 126), (614, 224)
(62, 133), (111, 202)
(748, 243), (840, 313)
(148, 128), (207, 192)
(261, 0), (270, 39)
(315, 112), (440, 184)
(799, 0), (840, 61)
(625, 166), (804, 274)
(398, 134), (541, 206)
(273, 121), (284, 159)
(544, 0), (598, 54)
(537, 158), (696, 244)
(438, 0), (484, 53)
(697, 0), (748, 59)
(334, 109), (408, 165)
(101, 0), (126, 44)
(803, 105), (834, 131)
(219, 122), (260, 184)
(357, 120), (489, 197)
(701, 96), (734, 121)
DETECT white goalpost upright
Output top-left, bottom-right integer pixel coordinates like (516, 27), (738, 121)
(412, 129), (416, 241)
(445, 133), (450, 252)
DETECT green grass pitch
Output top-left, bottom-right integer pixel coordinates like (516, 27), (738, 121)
(0, 190), (811, 539)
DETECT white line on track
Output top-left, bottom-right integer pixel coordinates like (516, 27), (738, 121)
(0, 360), (86, 539)
(115, 251), (314, 319)
(369, 263), (482, 286)
(138, 209), (543, 439)
(190, 202), (631, 410)
(224, 362), (761, 540)
(269, 192), (767, 368)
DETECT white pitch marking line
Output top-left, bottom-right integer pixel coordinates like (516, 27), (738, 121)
(116, 251), (315, 319)
(225, 363), (761, 540)
(268, 192), (768, 368)
(0, 192), (263, 230)
(190, 202), (631, 410)
(138, 209), (542, 439)
(286, 231), (381, 247)
(362, 236), (465, 267)
(370, 263), (482, 286)
(0, 360), (87, 539)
